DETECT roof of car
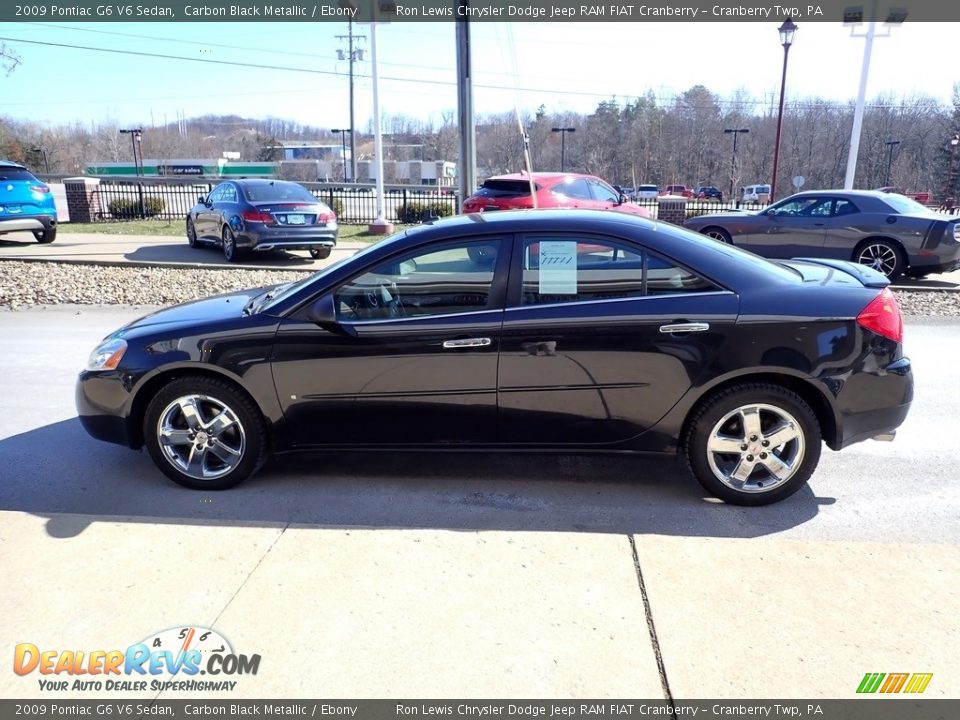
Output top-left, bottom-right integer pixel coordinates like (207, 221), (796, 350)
(486, 172), (601, 182)
(0, 160), (26, 169)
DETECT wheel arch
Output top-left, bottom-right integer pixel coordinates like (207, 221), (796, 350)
(127, 366), (270, 450)
(679, 371), (840, 452)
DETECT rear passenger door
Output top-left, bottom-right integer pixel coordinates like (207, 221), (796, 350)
(497, 234), (739, 445)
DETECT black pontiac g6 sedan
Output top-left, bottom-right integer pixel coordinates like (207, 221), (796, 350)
(77, 210), (913, 505)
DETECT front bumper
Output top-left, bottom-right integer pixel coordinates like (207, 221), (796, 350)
(76, 372), (135, 448)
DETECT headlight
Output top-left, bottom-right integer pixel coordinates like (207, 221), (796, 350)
(86, 338), (128, 371)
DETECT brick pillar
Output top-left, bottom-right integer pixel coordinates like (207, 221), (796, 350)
(63, 177), (102, 223)
(656, 196), (687, 226)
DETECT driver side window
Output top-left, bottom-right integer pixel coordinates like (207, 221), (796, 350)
(334, 240), (502, 321)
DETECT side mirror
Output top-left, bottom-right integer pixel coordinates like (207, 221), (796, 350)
(198, 195), (208, 205)
(305, 294), (356, 337)
(618, 193), (628, 205)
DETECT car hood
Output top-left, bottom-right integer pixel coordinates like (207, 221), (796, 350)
(118, 286), (274, 334)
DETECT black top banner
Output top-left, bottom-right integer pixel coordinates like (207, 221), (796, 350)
(0, 0), (953, 23)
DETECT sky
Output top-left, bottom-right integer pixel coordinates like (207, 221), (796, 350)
(0, 20), (958, 131)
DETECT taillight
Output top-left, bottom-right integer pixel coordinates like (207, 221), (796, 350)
(29, 184), (50, 194)
(241, 210), (273, 223)
(318, 212), (332, 223)
(857, 287), (903, 343)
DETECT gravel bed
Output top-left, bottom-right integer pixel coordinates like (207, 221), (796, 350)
(1, 260), (959, 316)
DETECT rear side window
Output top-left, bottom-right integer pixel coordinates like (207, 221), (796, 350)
(475, 180), (538, 198)
(0, 168), (37, 182)
(519, 236), (715, 305)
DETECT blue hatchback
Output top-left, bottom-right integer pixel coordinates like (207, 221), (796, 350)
(0, 160), (58, 243)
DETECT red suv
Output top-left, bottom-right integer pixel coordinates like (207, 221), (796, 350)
(462, 172), (651, 218)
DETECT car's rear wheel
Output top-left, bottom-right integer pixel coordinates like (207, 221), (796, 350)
(33, 228), (56, 244)
(310, 247), (331, 260)
(684, 383), (821, 506)
(143, 376), (267, 490)
(222, 226), (244, 263)
(702, 227), (732, 244)
(186, 217), (199, 248)
(855, 239), (904, 280)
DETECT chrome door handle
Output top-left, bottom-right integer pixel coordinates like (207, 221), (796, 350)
(443, 337), (492, 348)
(659, 323), (710, 334)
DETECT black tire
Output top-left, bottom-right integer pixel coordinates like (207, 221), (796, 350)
(143, 376), (268, 490)
(222, 226), (244, 263)
(855, 239), (904, 281)
(34, 227), (56, 244)
(702, 227), (732, 244)
(186, 217), (199, 248)
(310, 247), (332, 260)
(684, 383), (821, 506)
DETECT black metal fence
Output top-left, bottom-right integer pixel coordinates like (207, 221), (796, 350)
(88, 179), (460, 225)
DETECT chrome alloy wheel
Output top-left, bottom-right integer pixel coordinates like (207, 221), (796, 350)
(705, 403), (806, 494)
(156, 394), (246, 480)
(857, 243), (898, 277)
(705, 229), (730, 243)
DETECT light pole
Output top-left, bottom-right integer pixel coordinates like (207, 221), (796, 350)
(843, 4), (907, 189)
(551, 127), (575, 172)
(884, 139), (900, 186)
(30, 146), (49, 174)
(331, 128), (352, 181)
(119, 128), (143, 176)
(770, 18), (797, 203)
(724, 128), (749, 202)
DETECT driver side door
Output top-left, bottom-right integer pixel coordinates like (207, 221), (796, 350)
(271, 237), (509, 447)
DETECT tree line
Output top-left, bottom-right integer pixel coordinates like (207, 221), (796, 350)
(3, 84), (960, 202)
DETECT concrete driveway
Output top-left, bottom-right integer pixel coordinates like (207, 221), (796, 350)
(0, 308), (957, 700)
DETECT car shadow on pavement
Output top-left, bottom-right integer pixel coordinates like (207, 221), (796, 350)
(0, 418), (828, 540)
(124, 243), (319, 268)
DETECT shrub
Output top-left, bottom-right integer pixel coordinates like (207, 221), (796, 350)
(330, 198), (344, 218)
(396, 200), (454, 224)
(108, 197), (166, 218)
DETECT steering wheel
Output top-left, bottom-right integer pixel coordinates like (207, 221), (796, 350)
(377, 281), (406, 318)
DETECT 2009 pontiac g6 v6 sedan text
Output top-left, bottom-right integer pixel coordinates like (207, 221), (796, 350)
(76, 210), (913, 505)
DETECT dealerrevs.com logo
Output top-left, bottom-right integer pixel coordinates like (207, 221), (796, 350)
(14, 626), (260, 692)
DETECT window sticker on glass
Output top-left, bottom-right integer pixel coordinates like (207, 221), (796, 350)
(538, 241), (578, 295)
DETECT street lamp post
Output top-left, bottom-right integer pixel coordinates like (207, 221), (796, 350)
(884, 139), (900, 186)
(119, 128), (144, 217)
(723, 128), (749, 202)
(551, 127), (575, 172)
(30, 146), (49, 174)
(119, 128), (143, 176)
(331, 128), (352, 181)
(770, 18), (797, 203)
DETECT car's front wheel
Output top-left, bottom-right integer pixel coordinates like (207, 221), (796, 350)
(143, 376), (267, 490)
(310, 247), (331, 260)
(684, 383), (822, 506)
(34, 228), (56, 244)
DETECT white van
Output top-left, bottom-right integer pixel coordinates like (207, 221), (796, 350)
(741, 184), (771, 203)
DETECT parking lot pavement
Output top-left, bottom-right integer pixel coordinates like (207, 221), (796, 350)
(0, 231), (367, 271)
(1, 308), (958, 699)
